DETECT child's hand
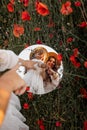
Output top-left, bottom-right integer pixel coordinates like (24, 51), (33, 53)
(47, 68), (53, 75)
(0, 64), (27, 95)
(19, 59), (36, 70)
(41, 63), (47, 68)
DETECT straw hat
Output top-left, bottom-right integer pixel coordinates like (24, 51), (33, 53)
(48, 52), (58, 59)
(46, 52), (61, 66)
(30, 46), (48, 62)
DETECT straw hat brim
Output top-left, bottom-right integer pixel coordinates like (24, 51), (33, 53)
(48, 52), (58, 60)
(46, 52), (61, 66)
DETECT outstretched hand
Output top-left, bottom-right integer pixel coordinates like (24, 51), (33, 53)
(0, 64), (27, 95)
(19, 59), (36, 70)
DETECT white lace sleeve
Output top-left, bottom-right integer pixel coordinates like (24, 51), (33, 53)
(50, 73), (60, 86)
(0, 49), (19, 72)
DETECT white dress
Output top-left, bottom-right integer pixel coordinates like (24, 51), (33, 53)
(0, 50), (29, 130)
(44, 71), (60, 94)
(0, 49), (18, 72)
(23, 59), (45, 95)
(0, 93), (29, 130)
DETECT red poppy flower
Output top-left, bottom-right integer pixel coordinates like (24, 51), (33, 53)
(34, 27), (41, 31)
(35, 2), (50, 16)
(37, 119), (45, 130)
(55, 121), (62, 127)
(7, 3), (14, 12)
(80, 88), (87, 99)
(83, 120), (87, 130)
(36, 40), (42, 44)
(26, 86), (30, 91)
(23, 103), (29, 109)
(70, 55), (76, 63)
(60, 1), (73, 15)
(73, 61), (81, 68)
(78, 22), (87, 28)
(28, 92), (33, 100)
(37, 119), (44, 125)
(74, 1), (81, 7)
(84, 61), (87, 68)
(57, 53), (63, 62)
(70, 55), (81, 68)
(39, 124), (45, 130)
(13, 24), (24, 38)
(21, 11), (31, 21)
(23, 0), (29, 7)
(73, 48), (79, 57)
(67, 37), (73, 43)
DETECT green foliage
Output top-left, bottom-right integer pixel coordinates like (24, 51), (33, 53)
(1, 0), (87, 129)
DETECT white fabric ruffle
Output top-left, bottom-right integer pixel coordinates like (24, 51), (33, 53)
(0, 93), (29, 130)
(23, 59), (45, 95)
(0, 49), (18, 72)
(0, 50), (29, 130)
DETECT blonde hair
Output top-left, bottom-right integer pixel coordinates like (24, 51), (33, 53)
(30, 47), (48, 61)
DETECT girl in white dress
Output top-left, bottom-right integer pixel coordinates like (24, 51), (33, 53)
(0, 49), (29, 130)
(23, 47), (48, 95)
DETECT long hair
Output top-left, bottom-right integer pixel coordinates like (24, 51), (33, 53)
(45, 56), (59, 83)
(46, 56), (59, 71)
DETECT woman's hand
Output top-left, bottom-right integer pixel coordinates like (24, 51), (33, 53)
(46, 68), (54, 75)
(46, 68), (59, 79)
(0, 64), (27, 95)
(19, 58), (36, 70)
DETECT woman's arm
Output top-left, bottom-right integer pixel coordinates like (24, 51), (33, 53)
(0, 66), (26, 126)
(47, 68), (59, 86)
(18, 58), (36, 70)
(0, 49), (36, 72)
(0, 49), (36, 126)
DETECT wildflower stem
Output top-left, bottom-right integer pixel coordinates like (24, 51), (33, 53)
(64, 72), (87, 79)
